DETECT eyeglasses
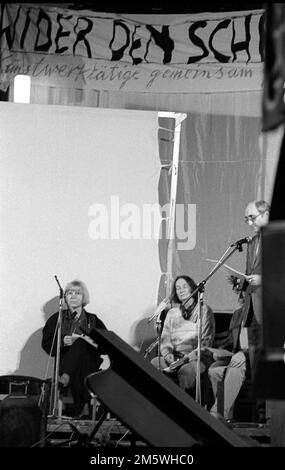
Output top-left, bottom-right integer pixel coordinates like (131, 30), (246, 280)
(65, 290), (82, 296)
(244, 213), (261, 224)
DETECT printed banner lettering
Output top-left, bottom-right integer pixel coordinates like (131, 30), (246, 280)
(0, 4), (265, 93)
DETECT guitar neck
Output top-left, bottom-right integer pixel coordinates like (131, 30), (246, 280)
(165, 355), (188, 372)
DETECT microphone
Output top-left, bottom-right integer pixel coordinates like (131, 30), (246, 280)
(54, 275), (64, 298)
(147, 297), (171, 323)
(230, 236), (252, 247)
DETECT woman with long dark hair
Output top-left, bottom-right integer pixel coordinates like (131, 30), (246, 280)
(151, 275), (215, 397)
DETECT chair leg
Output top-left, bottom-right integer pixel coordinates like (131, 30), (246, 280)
(217, 380), (225, 417)
(58, 396), (63, 417)
(91, 397), (99, 420)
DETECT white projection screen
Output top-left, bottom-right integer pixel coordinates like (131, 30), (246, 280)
(0, 102), (162, 378)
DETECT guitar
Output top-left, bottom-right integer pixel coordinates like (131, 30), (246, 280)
(163, 347), (234, 373)
(163, 355), (189, 373)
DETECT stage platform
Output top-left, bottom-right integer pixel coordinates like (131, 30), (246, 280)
(228, 421), (270, 446)
(46, 416), (147, 447)
(45, 416), (270, 447)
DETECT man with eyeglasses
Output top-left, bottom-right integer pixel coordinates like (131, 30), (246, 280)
(243, 200), (270, 316)
(241, 200), (270, 422)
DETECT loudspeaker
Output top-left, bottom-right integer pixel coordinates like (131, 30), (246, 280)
(0, 396), (42, 447)
(0, 375), (50, 447)
(253, 222), (285, 399)
(268, 132), (285, 222)
(262, 221), (285, 349)
(86, 328), (247, 447)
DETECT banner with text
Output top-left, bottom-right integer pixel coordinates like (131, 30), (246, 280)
(0, 4), (265, 93)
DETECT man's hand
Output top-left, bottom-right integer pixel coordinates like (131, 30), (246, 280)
(227, 275), (241, 293)
(247, 274), (261, 286)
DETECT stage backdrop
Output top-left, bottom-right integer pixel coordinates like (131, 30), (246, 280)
(0, 102), (162, 378)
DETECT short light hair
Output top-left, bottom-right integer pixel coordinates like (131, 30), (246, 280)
(64, 279), (90, 306)
(254, 200), (270, 214)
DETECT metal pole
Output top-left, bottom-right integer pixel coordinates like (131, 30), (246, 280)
(195, 290), (204, 405)
(165, 113), (187, 295)
(50, 275), (64, 417)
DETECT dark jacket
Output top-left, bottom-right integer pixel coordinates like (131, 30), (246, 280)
(42, 308), (107, 358)
(242, 233), (262, 325)
(217, 307), (244, 353)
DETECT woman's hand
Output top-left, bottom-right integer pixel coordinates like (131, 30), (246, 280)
(63, 335), (76, 346)
(164, 353), (174, 365)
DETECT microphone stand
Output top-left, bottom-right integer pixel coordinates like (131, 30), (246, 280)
(50, 275), (64, 418)
(144, 310), (166, 370)
(145, 298), (170, 367)
(187, 240), (245, 405)
(143, 338), (159, 358)
(156, 312), (163, 371)
(195, 284), (204, 405)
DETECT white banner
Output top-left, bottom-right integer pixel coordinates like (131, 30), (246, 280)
(0, 4), (265, 93)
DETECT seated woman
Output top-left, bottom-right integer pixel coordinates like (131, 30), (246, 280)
(151, 275), (215, 399)
(42, 279), (107, 417)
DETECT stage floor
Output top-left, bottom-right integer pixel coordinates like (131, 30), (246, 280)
(46, 416), (147, 447)
(46, 416), (270, 447)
